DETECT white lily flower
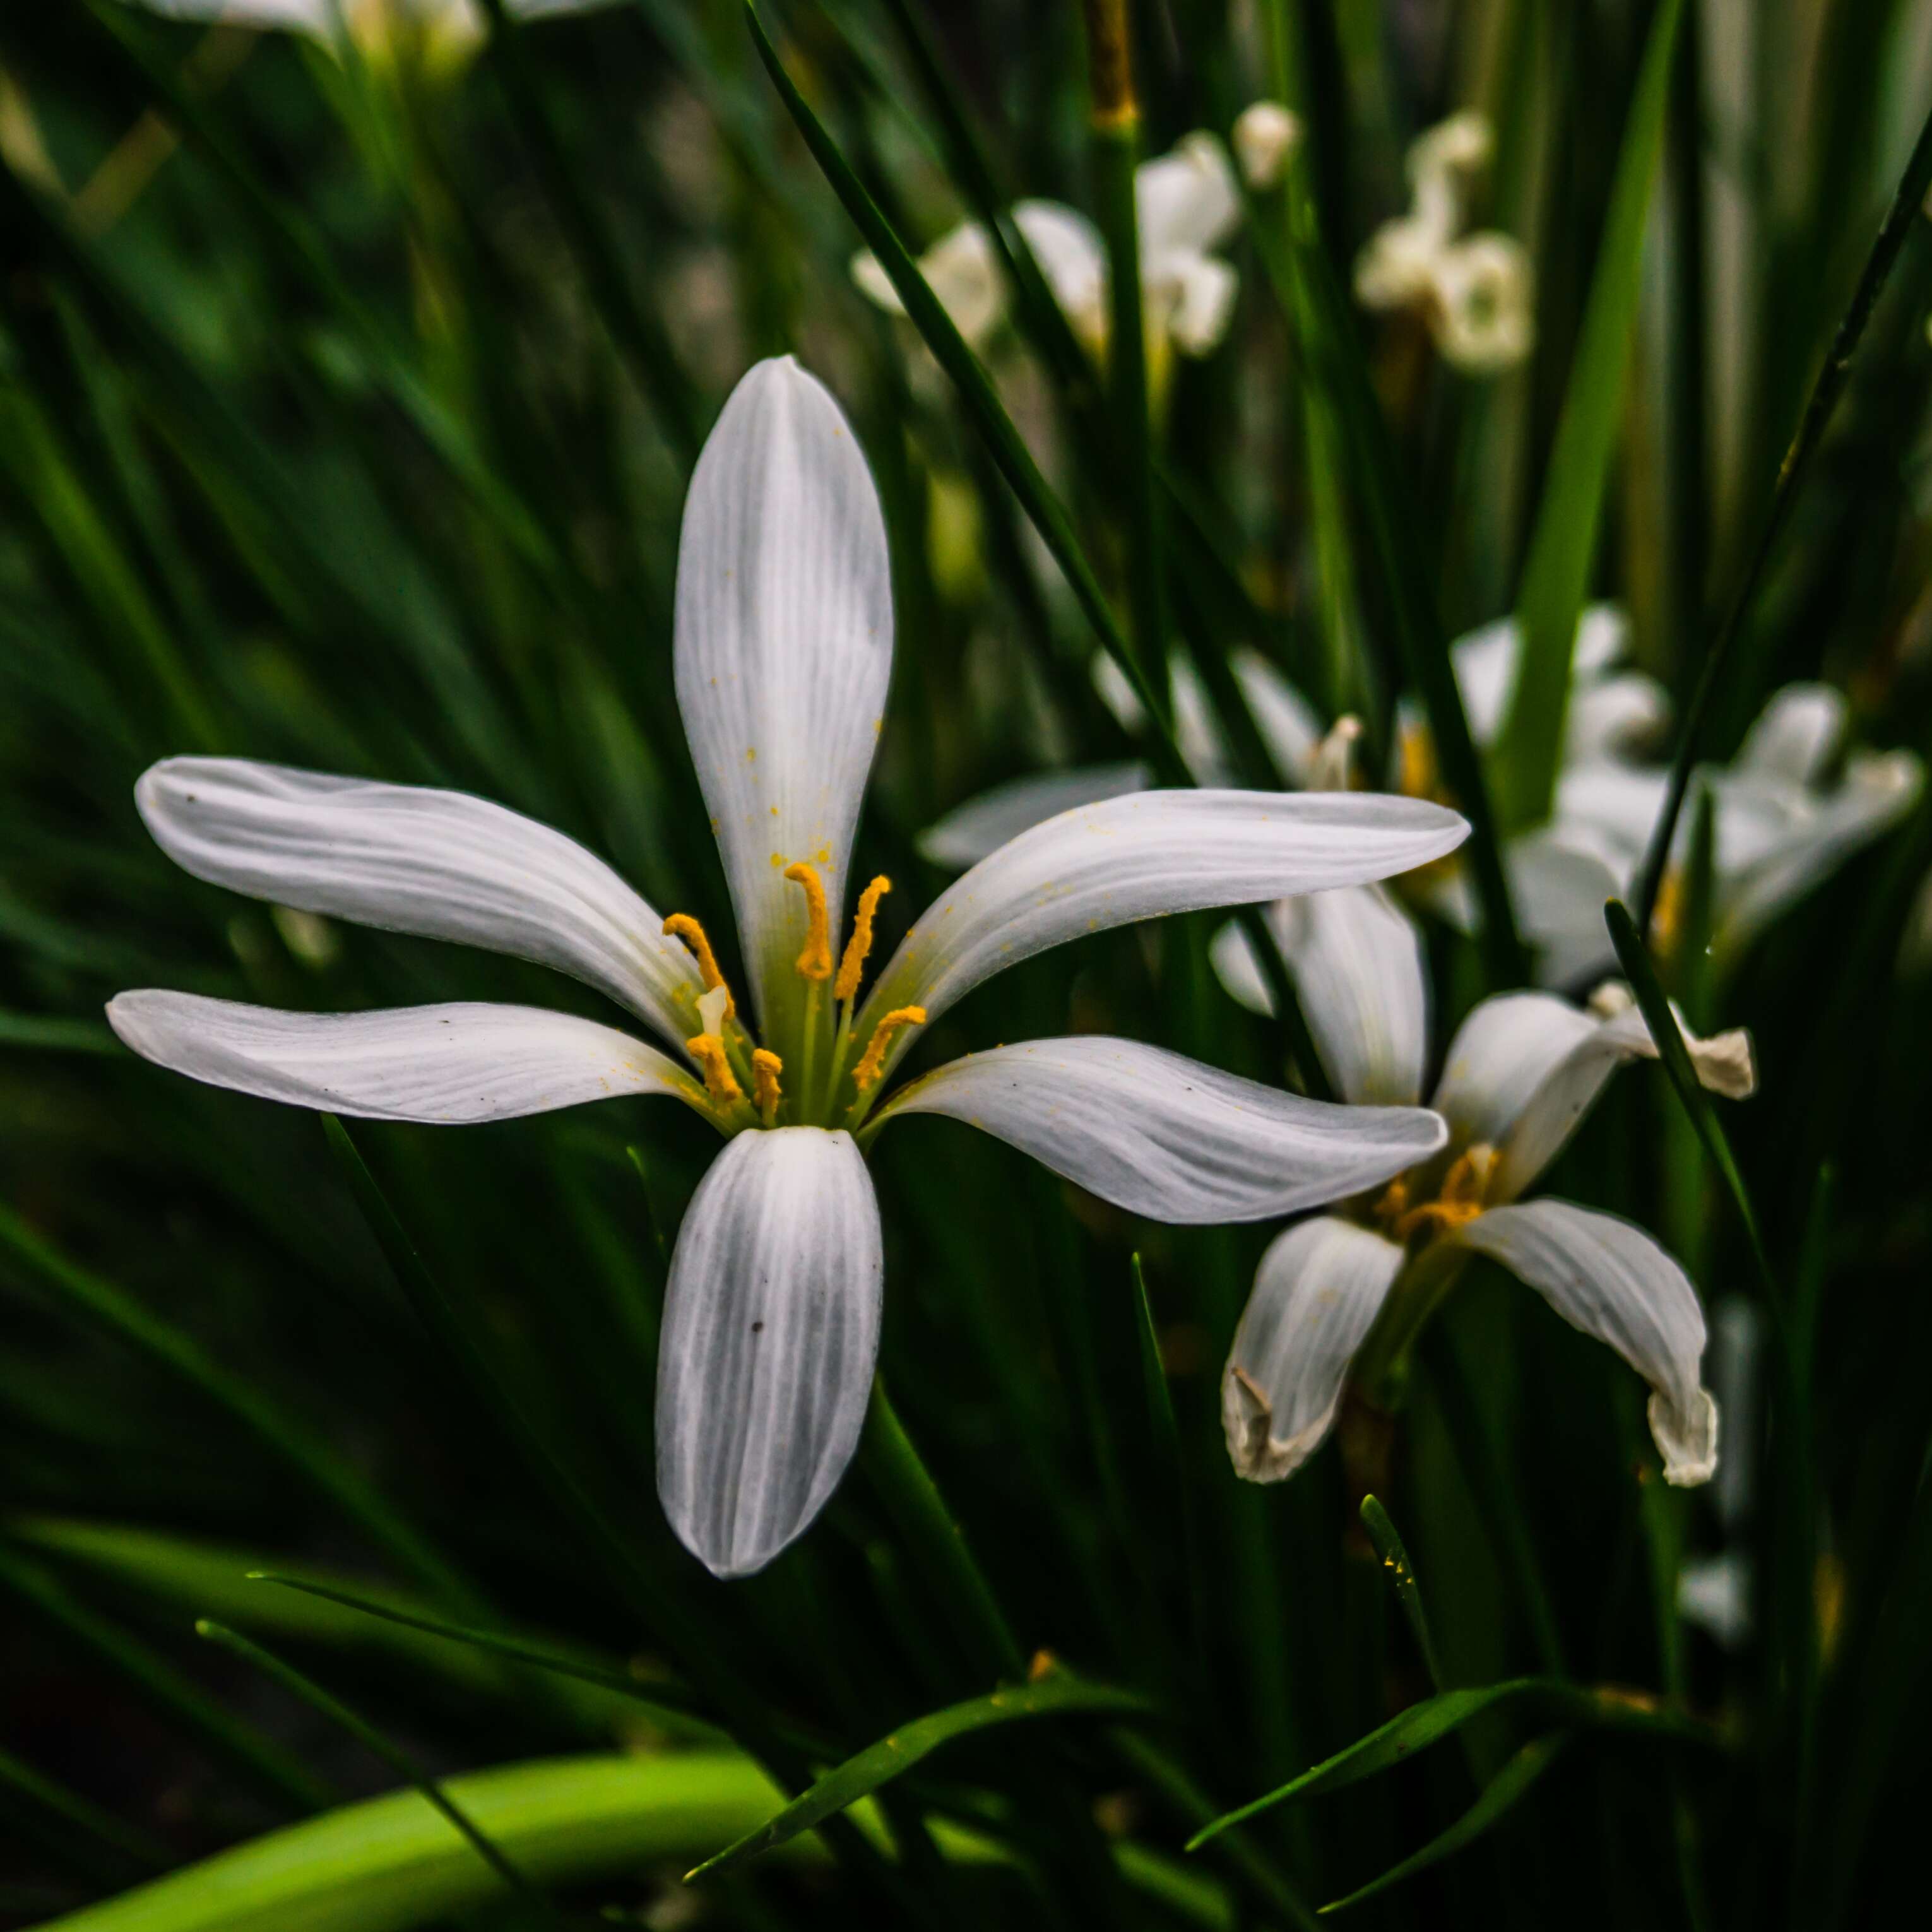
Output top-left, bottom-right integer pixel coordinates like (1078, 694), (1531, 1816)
(1231, 101), (1303, 192)
(110, 357), (1469, 1580)
(850, 132), (1244, 364)
(1213, 879), (1755, 1487)
(121, 0), (611, 67)
(1354, 110), (1535, 374)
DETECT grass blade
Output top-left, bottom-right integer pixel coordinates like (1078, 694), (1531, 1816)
(685, 1671), (1154, 1880)
(0, 1745), (173, 1876)
(1634, 94), (1932, 932)
(1358, 1495), (1443, 1691)
(1317, 1734), (1570, 1914)
(1493, 0), (1684, 826)
(1185, 1677), (1710, 1847)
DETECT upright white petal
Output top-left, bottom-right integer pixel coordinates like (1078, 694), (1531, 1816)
(1223, 1218), (1407, 1481)
(106, 993), (701, 1122)
(120, 0), (333, 29)
(916, 764), (1151, 870)
(1231, 102), (1303, 191)
(1456, 1201), (1717, 1484)
(872, 1037), (1444, 1224)
(674, 359), (892, 1031)
(1209, 886), (1428, 1106)
(1431, 990), (1754, 1206)
(136, 759), (704, 1048)
(1231, 648), (1324, 785)
(858, 790), (1468, 1049)
(1014, 201), (1109, 347)
(1135, 134), (1241, 259)
(656, 1129), (882, 1579)
(1734, 683), (1846, 785)
(1568, 672), (1671, 764)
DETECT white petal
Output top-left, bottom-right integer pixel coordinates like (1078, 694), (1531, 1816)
(1678, 1551), (1753, 1647)
(1014, 201), (1108, 347)
(106, 993), (701, 1123)
(1354, 213), (1443, 311)
(872, 1036), (1445, 1224)
(1567, 672), (1671, 764)
(1431, 990), (1754, 1205)
(1456, 1201), (1717, 1484)
(913, 220), (1009, 346)
(860, 789), (1469, 1043)
(1573, 602), (1632, 674)
(1444, 615), (1523, 745)
(1092, 650), (1232, 785)
(1430, 234), (1535, 373)
(1209, 887), (1428, 1106)
(1135, 134), (1241, 258)
(1222, 1218), (1406, 1481)
(1161, 254), (1240, 357)
(135, 759), (704, 1049)
(126, 0), (331, 28)
(655, 1129), (882, 1578)
(916, 764), (1151, 870)
(1717, 749), (1923, 952)
(1231, 102), (1303, 191)
(673, 359), (892, 1030)
(1231, 649), (1324, 785)
(1734, 683), (1846, 785)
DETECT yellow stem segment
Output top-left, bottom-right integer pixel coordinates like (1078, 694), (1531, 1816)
(834, 875), (892, 1004)
(783, 863), (833, 981)
(752, 1049), (783, 1126)
(662, 913), (735, 1019)
(685, 1034), (743, 1108)
(851, 1006), (927, 1093)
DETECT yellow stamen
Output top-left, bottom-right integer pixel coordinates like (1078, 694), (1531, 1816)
(1652, 865), (1685, 960)
(834, 875), (892, 1004)
(752, 1048), (783, 1125)
(1390, 1144), (1496, 1243)
(1397, 720), (1438, 802)
(783, 862), (833, 981)
(662, 913), (734, 1019)
(851, 1005), (927, 1092)
(685, 1033), (742, 1108)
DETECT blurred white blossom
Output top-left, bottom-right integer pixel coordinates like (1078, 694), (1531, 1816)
(1232, 100), (1302, 191)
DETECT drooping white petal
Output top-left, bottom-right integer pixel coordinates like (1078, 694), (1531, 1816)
(1734, 683), (1846, 785)
(1208, 886), (1428, 1106)
(106, 993), (701, 1123)
(655, 1129), (882, 1579)
(1222, 1217), (1407, 1481)
(135, 759), (705, 1049)
(916, 764), (1151, 870)
(1430, 232), (1535, 373)
(872, 1037), (1445, 1224)
(1163, 254), (1240, 356)
(120, 0), (333, 29)
(859, 790), (1469, 1046)
(1430, 989), (1754, 1206)
(1014, 201), (1109, 347)
(1455, 1200), (1718, 1484)
(673, 359), (892, 1032)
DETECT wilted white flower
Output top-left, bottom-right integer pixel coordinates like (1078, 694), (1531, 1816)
(121, 0), (611, 68)
(851, 132), (1244, 364)
(1212, 887), (1755, 1487)
(1355, 110), (1534, 374)
(1231, 100), (1302, 191)
(110, 358), (1469, 1580)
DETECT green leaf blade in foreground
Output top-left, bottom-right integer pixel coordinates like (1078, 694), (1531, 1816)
(1494, 0), (1685, 827)
(1317, 1734), (1571, 1915)
(685, 1673), (1156, 1882)
(1185, 1677), (1711, 1848)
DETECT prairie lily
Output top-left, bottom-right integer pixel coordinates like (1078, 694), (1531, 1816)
(1354, 111), (1534, 374)
(851, 132), (1244, 366)
(122, 0), (611, 68)
(1211, 889), (1756, 1488)
(109, 357), (1470, 1579)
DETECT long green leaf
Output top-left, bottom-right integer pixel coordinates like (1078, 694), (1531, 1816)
(1186, 1677), (1710, 1847)
(1358, 1496), (1443, 1691)
(0, 1745), (172, 1876)
(687, 1672), (1154, 1880)
(1495, 0), (1685, 826)
(1317, 1734), (1571, 1914)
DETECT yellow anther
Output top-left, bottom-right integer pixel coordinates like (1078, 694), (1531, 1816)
(1652, 865), (1685, 960)
(783, 862), (833, 981)
(662, 913), (734, 1019)
(685, 1033), (742, 1108)
(835, 875), (892, 1004)
(752, 1048), (783, 1125)
(1391, 1143), (1496, 1243)
(851, 1005), (927, 1092)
